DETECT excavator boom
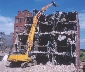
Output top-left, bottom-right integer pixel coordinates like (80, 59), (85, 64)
(27, 1), (57, 52)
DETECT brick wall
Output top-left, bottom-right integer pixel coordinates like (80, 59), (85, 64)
(13, 10), (32, 45)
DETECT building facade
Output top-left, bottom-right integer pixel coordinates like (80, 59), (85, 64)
(0, 32), (5, 50)
(13, 10), (32, 44)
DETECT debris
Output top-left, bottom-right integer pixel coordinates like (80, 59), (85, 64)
(0, 60), (77, 72)
(2, 55), (8, 61)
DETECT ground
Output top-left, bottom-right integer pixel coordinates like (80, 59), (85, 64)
(0, 60), (77, 72)
(0, 51), (79, 72)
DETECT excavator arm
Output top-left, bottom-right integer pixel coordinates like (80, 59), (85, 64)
(27, 1), (57, 52)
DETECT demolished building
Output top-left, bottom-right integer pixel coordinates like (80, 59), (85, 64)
(34, 11), (80, 69)
(14, 10), (80, 69)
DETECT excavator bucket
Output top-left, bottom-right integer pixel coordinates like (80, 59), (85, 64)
(33, 9), (39, 14)
(52, 1), (58, 7)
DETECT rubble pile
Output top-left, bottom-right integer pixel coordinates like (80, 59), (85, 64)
(0, 60), (77, 72)
(28, 64), (77, 72)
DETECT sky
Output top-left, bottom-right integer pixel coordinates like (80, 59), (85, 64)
(0, 0), (85, 49)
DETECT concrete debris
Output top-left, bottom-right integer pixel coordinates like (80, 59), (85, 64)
(0, 60), (77, 72)
(2, 55), (8, 61)
(28, 64), (76, 72)
(58, 35), (66, 41)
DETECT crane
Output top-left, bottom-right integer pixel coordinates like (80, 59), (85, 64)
(7, 1), (57, 68)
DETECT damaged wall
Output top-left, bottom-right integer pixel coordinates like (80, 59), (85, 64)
(33, 11), (80, 68)
(16, 11), (80, 69)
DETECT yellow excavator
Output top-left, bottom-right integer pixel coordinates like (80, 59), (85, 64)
(7, 1), (57, 68)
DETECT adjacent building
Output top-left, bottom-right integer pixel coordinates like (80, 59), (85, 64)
(0, 32), (13, 52)
(13, 10), (32, 44)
